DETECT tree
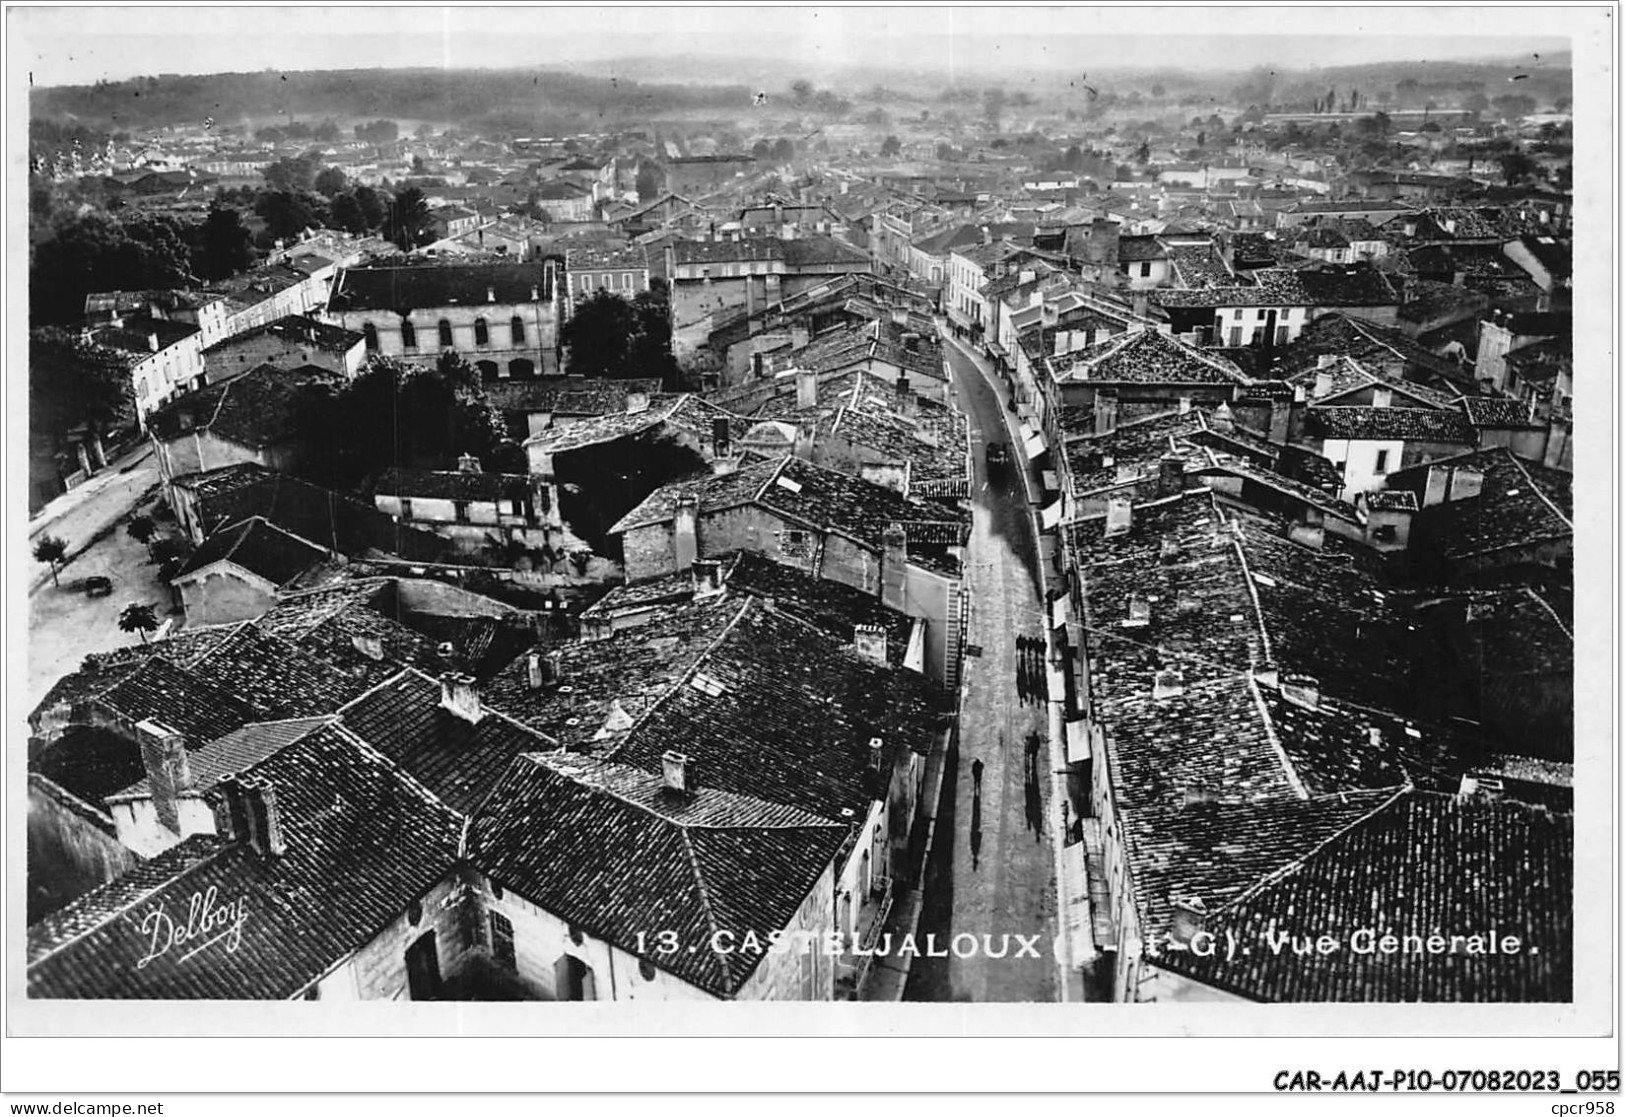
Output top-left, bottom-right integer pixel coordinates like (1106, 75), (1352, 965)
(30, 328), (133, 447)
(486, 439), (529, 475)
(353, 185), (387, 230)
(313, 166), (349, 197)
(879, 135), (902, 157)
(1463, 90), (1491, 115)
(329, 192), (368, 235)
(771, 137), (796, 163)
(1151, 82), (1166, 99)
(33, 535), (67, 588)
(118, 602), (159, 644)
(1134, 140), (1151, 164)
(254, 190), (324, 243)
(385, 186), (432, 251)
(263, 154), (319, 193)
(790, 79), (814, 106)
(192, 204), (256, 280)
(126, 514), (157, 559)
(561, 289), (677, 386)
(289, 355), (508, 489)
(1498, 150), (1539, 185)
(355, 119), (399, 144)
(30, 212), (197, 325)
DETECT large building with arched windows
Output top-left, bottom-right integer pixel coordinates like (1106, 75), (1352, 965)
(323, 260), (564, 380)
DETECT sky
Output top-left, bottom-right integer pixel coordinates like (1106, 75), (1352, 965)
(10, 5), (1575, 88)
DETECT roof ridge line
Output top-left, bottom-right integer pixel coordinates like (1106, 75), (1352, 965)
(1247, 675), (1310, 801)
(1210, 786), (1411, 917)
(678, 829), (734, 988)
(327, 722), (461, 819)
(1226, 523), (1277, 669)
(607, 597), (756, 755)
(1521, 585), (1574, 641)
(1507, 452), (1572, 529)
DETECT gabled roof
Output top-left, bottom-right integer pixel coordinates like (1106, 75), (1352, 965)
(472, 752), (847, 997)
(173, 517), (329, 588)
(607, 597), (949, 821)
(106, 716), (333, 804)
(1302, 406), (1474, 444)
(610, 454), (965, 559)
(1051, 328), (1248, 386)
(1386, 445), (1572, 560)
(336, 669), (556, 814)
(146, 364), (334, 448)
(372, 467), (533, 504)
(27, 725), (465, 999)
(1161, 790), (1571, 1001)
(521, 394), (748, 456)
(203, 315), (364, 358)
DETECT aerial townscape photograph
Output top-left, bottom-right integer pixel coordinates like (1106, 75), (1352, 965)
(7, 3), (1603, 1046)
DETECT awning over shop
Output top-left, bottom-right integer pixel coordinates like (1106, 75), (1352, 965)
(1065, 719), (1092, 765)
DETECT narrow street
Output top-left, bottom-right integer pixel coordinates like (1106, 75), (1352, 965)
(26, 443), (169, 708)
(905, 329), (1058, 1003)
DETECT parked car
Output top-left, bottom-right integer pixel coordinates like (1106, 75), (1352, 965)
(84, 576), (113, 598)
(985, 442), (1009, 472)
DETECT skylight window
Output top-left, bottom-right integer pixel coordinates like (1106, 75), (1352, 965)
(690, 672), (728, 697)
(775, 475), (803, 494)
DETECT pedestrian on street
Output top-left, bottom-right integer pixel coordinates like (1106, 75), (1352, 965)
(971, 757), (984, 788)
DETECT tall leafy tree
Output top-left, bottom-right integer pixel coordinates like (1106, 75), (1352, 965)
(118, 602), (159, 644)
(313, 166), (349, 197)
(385, 186), (432, 250)
(33, 535), (68, 587)
(30, 328), (134, 444)
(192, 205), (256, 280)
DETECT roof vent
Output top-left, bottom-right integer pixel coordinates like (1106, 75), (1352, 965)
(1152, 666), (1185, 701)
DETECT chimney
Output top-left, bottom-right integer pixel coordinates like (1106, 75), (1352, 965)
(1152, 665), (1185, 701)
(660, 750), (694, 796)
(439, 672), (484, 724)
(457, 452), (483, 473)
(530, 285), (540, 302)
(1094, 391), (1119, 435)
(1157, 453), (1185, 498)
(795, 368), (818, 410)
(217, 774), (252, 846)
(136, 719), (192, 836)
(664, 242), (677, 281)
(1367, 725), (1383, 750)
(625, 391), (651, 414)
(351, 633), (385, 661)
(1251, 661), (1279, 688)
(866, 735), (885, 775)
(880, 523), (909, 612)
(1041, 300), (1059, 326)
(1209, 401), (1235, 433)
(147, 332), (161, 353)
(673, 493), (700, 571)
(1104, 495), (1133, 538)
(691, 558), (725, 598)
(1182, 781), (1219, 808)
(1267, 394), (1293, 445)
(1449, 467), (1485, 501)
(751, 351), (766, 380)
(1422, 464), (1450, 507)
(487, 286), (497, 303)
(1287, 521), (1326, 550)
(712, 415), (732, 458)
(853, 623), (888, 666)
(1279, 673), (1321, 710)
(240, 776), (286, 859)
(1168, 895), (1208, 947)
(1124, 594), (1151, 627)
